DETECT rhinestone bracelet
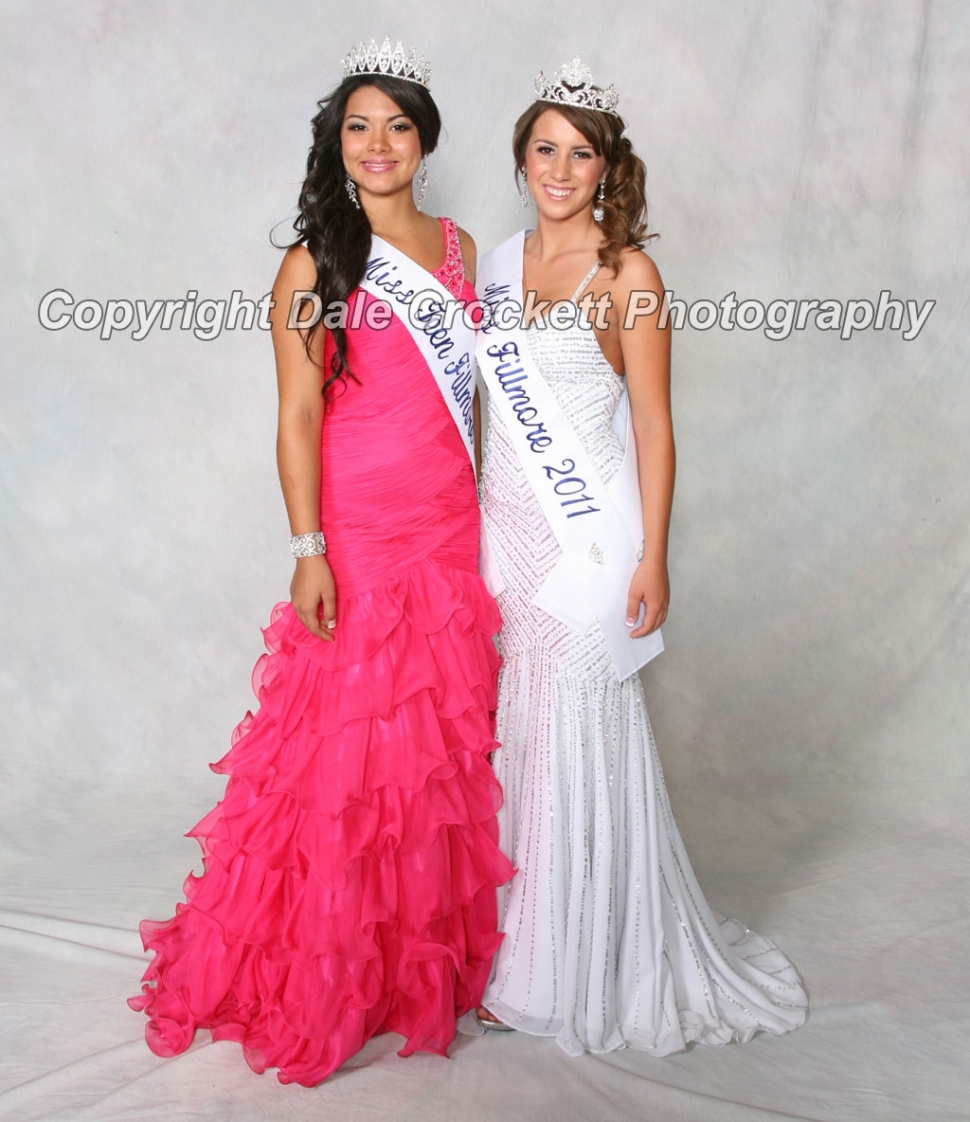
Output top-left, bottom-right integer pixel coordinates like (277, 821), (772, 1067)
(290, 531), (326, 558)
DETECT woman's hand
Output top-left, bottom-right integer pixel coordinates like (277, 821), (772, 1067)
(290, 554), (337, 642)
(625, 557), (669, 638)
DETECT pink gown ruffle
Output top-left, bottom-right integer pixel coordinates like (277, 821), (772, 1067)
(130, 221), (513, 1086)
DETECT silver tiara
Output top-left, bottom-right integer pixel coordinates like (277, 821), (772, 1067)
(342, 37), (432, 89)
(534, 57), (619, 116)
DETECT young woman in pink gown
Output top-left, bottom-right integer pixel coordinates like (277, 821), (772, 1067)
(128, 40), (512, 1086)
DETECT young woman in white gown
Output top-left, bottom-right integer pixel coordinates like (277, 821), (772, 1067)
(474, 59), (808, 1056)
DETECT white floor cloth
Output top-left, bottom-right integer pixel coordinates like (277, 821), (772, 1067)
(1, 779), (966, 1121)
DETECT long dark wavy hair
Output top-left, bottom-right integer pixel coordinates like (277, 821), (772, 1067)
(283, 74), (441, 390)
(513, 101), (656, 275)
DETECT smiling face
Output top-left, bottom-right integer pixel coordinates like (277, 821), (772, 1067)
(522, 107), (607, 221)
(341, 84), (423, 202)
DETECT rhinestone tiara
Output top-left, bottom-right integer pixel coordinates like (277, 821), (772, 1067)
(534, 56), (619, 115)
(342, 37), (432, 89)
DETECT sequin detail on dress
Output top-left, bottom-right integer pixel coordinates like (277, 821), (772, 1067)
(434, 216), (465, 298)
(479, 285), (808, 1056)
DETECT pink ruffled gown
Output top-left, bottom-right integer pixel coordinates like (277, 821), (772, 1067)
(129, 218), (513, 1086)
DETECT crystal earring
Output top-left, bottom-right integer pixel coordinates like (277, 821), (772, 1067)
(593, 179), (606, 223)
(345, 173), (360, 210)
(519, 169), (530, 208)
(416, 158), (428, 210)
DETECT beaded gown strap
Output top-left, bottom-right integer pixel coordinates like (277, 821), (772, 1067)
(569, 260), (601, 304)
(434, 216), (465, 299)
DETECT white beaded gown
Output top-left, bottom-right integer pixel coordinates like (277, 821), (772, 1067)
(478, 265), (808, 1057)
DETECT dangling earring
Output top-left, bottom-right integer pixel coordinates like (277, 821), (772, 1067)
(519, 169), (530, 208)
(416, 158), (428, 210)
(345, 173), (360, 210)
(593, 179), (606, 223)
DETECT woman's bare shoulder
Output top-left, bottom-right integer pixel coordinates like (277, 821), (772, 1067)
(275, 243), (317, 290)
(614, 245), (662, 291)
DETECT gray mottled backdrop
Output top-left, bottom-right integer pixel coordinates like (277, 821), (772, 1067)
(1, 2), (968, 1119)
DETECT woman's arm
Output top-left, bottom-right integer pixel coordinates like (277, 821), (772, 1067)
(613, 250), (674, 638)
(269, 245), (336, 641)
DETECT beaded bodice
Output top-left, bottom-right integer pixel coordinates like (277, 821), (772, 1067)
(522, 287), (624, 487)
(433, 216), (465, 298)
(481, 277), (625, 673)
(513, 258), (623, 482)
(482, 266), (626, 541)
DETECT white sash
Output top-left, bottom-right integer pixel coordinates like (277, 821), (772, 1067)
(359, 235), (476, 468)
(476, 230), (663, 680)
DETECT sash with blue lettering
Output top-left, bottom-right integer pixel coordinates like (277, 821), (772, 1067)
(359, 235), (476, 468)
(476, 229), (663, 680)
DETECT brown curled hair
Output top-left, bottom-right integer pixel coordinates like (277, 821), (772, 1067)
(512, 101), (657, 275)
